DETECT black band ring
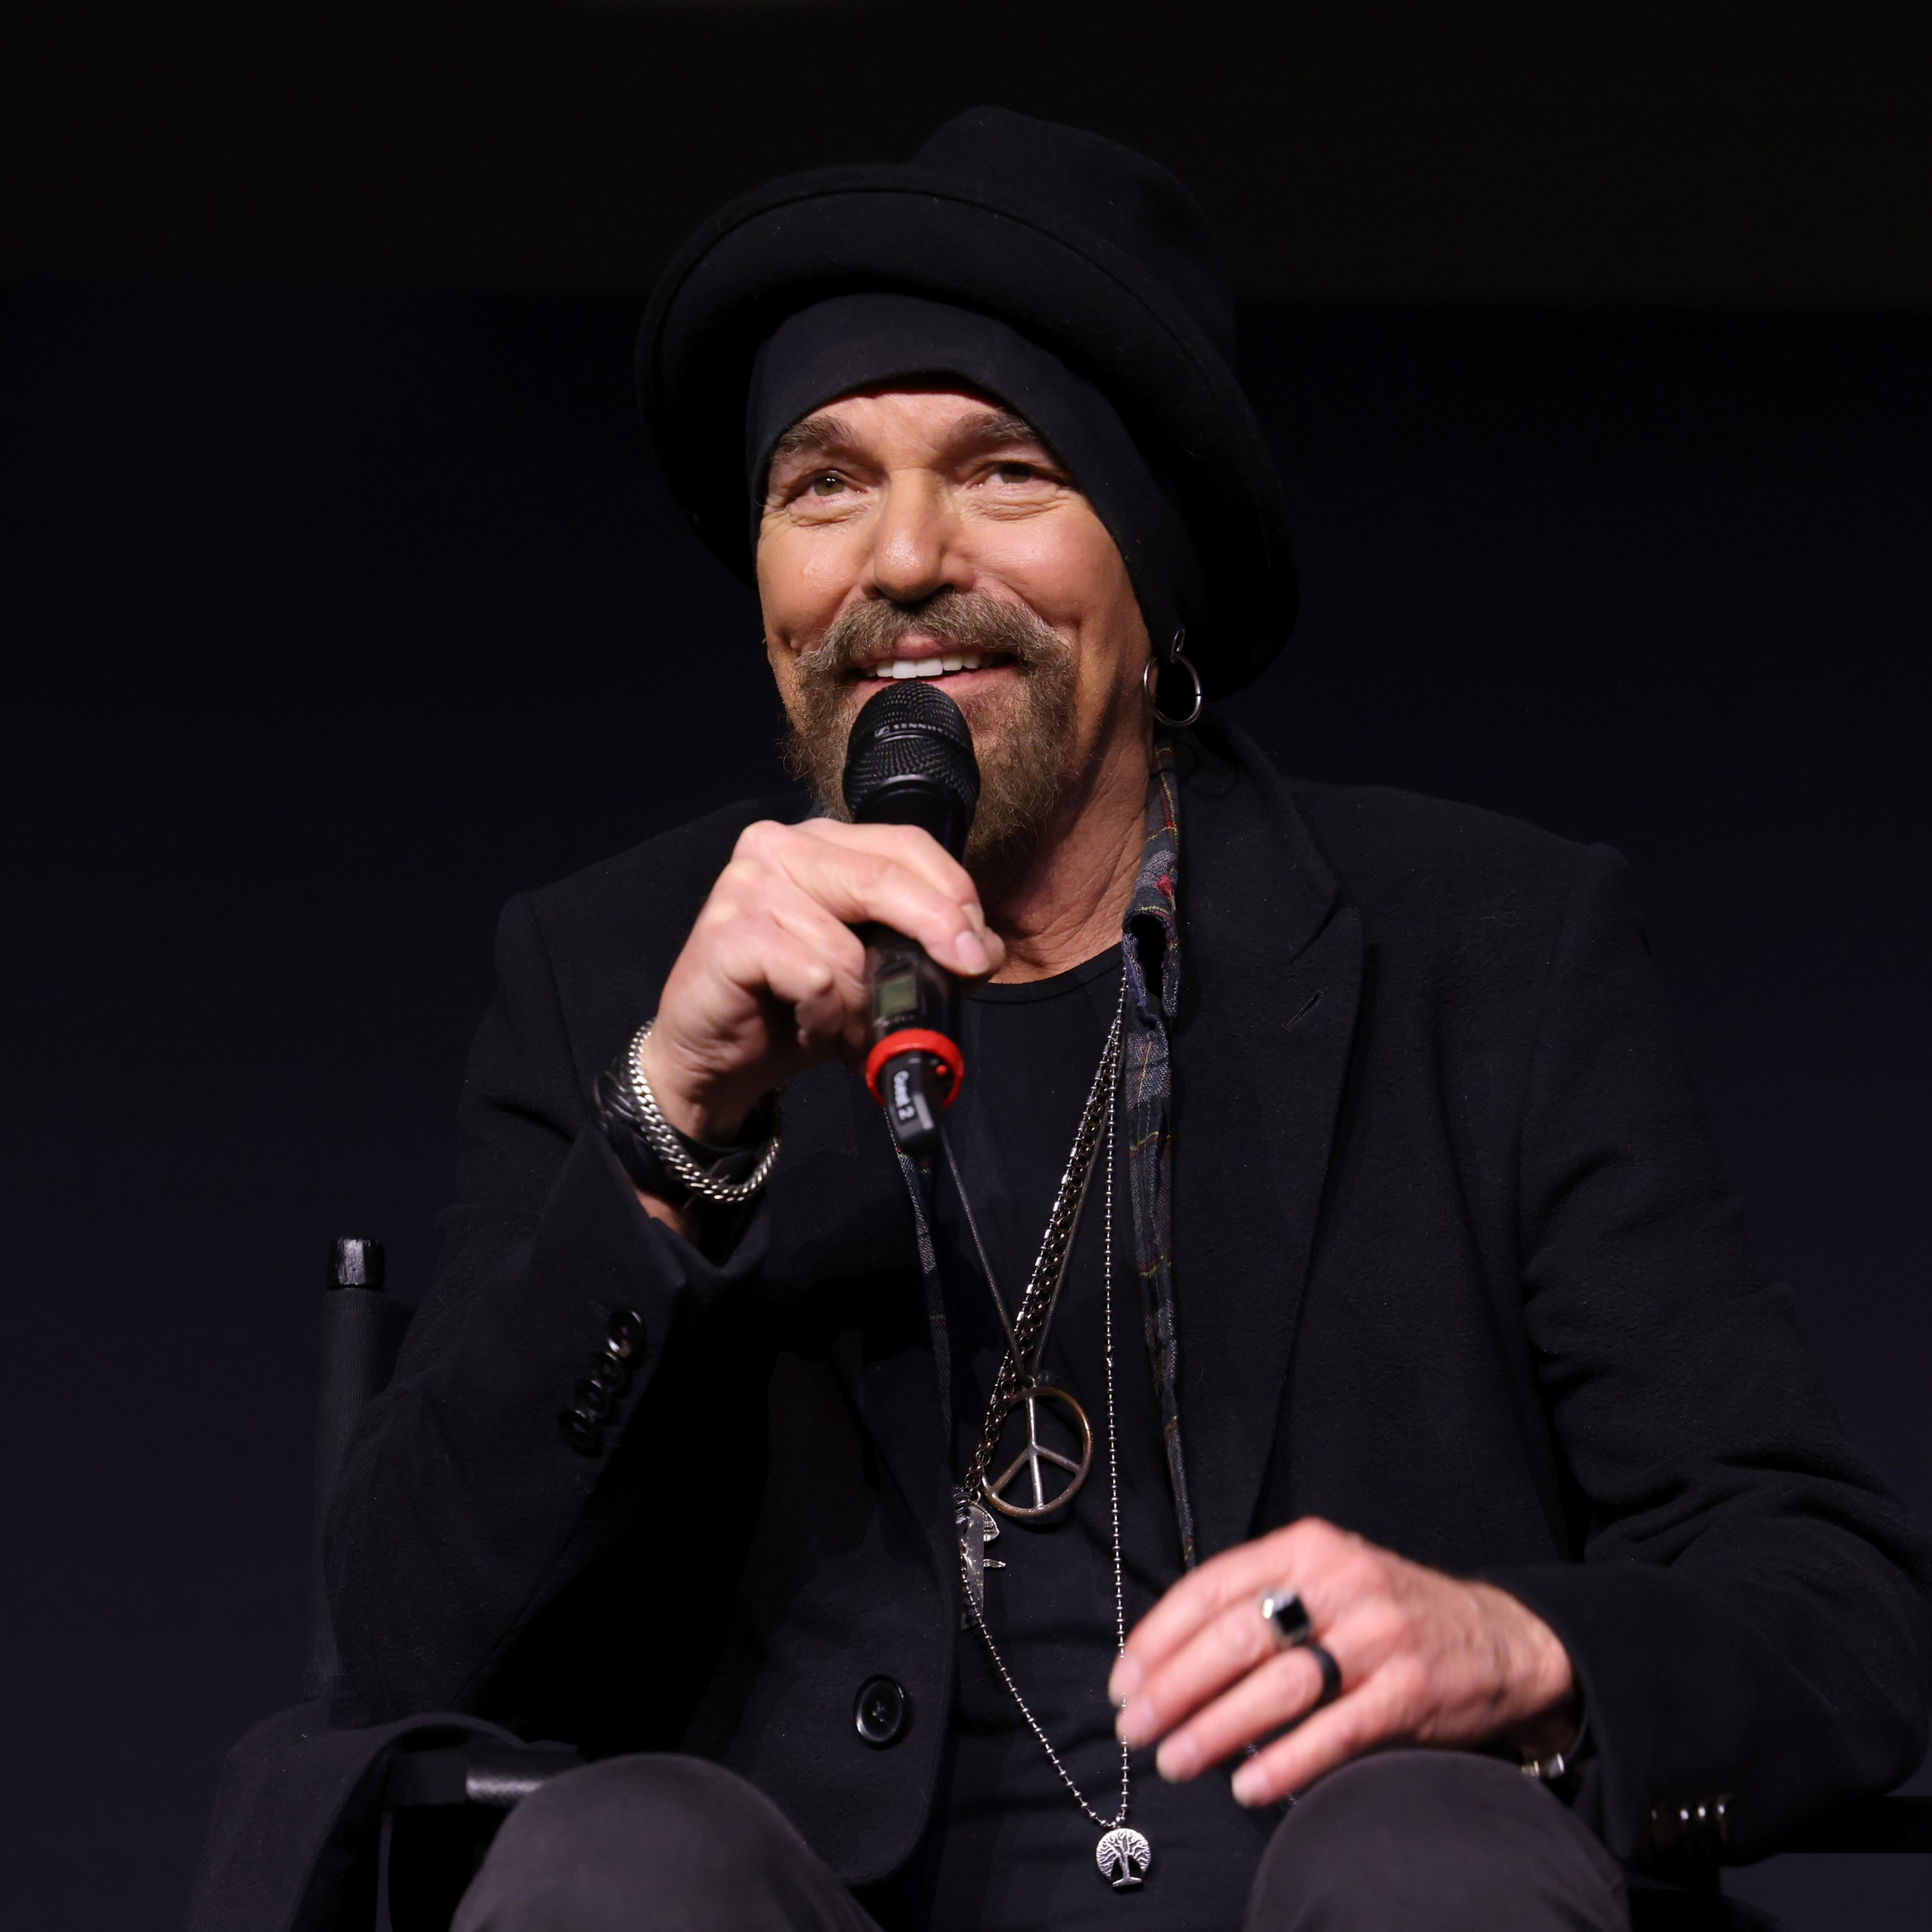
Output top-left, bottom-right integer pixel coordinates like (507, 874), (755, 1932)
(1258, 1589), (1312, 1649)
(1305, 1642), (1343, 1709)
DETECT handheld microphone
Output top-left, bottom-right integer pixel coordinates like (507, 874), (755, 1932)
(840, 681), (981, 1158)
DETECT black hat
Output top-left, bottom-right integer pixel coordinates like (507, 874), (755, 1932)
(637, 107), (1296, 699)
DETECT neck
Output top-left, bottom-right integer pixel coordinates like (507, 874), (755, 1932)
(981, 728), (1151, 983)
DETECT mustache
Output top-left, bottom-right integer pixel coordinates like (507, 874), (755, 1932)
(779, 587), (1081, 864)
(799, 592), (1071, 679)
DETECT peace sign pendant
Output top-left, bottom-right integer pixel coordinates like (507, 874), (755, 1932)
(982, 1381), (1094, 1520)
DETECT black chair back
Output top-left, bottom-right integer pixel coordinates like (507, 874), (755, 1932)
(307, 1237), (415, 1701)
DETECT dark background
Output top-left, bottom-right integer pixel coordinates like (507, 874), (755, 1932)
(1, 5), (1927, 1928)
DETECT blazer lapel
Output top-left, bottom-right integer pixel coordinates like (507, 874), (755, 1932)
(1171, 724), (1363, 1558)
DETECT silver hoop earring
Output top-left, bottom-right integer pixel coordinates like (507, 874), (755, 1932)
(1144, 647), (1204, 729)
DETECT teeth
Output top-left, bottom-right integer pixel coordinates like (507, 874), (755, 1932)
(869, 652), (991, 679)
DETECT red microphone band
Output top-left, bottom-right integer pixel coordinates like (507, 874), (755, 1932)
(864, 1030), (965, 1107)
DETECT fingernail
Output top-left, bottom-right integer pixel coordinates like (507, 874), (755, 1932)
(1114, 1698), (1154, 1747)
(956, 929), (990, 974)
(1230, 1766), (1263, 1807)
(1108, 1658), (1141, 1706)
(1156, 1736), (1199, 1783)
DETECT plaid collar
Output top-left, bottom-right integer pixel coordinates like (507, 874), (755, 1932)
(1118, 736), (1198, 1569)
(1122, 737), (1182, 1025)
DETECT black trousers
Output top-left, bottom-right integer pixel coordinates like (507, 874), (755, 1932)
(451, 1750), (1631, 1931)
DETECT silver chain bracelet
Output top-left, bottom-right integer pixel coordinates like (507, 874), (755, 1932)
(625, 1020), (782, 1206)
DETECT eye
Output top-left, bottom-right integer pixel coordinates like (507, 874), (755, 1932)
(808, 472), (846, 497)
(991, 460), (1038, 484)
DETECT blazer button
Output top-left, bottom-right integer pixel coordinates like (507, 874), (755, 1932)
(558, 1405), (603, 1455)
(854, 1676), (909, 1748)
(584, 1354), (630, 1403)
(574, 1376), (616, 1421)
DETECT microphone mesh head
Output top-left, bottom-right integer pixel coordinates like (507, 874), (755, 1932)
(841, 683), (981, 857)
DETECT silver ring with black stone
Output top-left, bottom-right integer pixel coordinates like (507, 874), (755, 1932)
(1258, 1589), (1313, 1649)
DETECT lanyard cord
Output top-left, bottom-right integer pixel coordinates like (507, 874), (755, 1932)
(958, 993), (1124, 1504)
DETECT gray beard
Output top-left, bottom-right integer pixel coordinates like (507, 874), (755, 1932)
(781, 592), (1079, 882)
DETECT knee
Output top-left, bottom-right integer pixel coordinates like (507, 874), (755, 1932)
(457, 1755), (810, 1931)
(1249, 1751), (1626, 1932)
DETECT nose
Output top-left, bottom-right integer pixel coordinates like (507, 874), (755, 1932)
(867, 469), (970, 607)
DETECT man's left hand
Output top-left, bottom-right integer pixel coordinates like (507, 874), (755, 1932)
(1108, 1517), (1578, 1807)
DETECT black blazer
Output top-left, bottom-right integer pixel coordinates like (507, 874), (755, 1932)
(327, 720), (1932, 1882)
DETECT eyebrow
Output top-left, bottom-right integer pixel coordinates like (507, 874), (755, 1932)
(767, 404), (1055, 469)
(770, 413), (857, 464)
(951, 407), (1048, 453)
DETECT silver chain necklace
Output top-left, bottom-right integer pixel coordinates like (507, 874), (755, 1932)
(954, 980), (1153, 1893)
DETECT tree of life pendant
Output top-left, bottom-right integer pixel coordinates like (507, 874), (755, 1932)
(1095, 1826), (1152, 1890)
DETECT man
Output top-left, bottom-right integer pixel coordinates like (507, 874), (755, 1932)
(326, 110), (1932, 1929)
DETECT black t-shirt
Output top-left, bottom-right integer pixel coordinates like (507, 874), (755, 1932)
(866, 947), (1274, 1932)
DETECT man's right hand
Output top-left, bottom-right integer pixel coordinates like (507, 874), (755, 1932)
(635, 817), (1003, 1150)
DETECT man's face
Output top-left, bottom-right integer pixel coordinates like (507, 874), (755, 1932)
(757, 386), (1151, 875)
